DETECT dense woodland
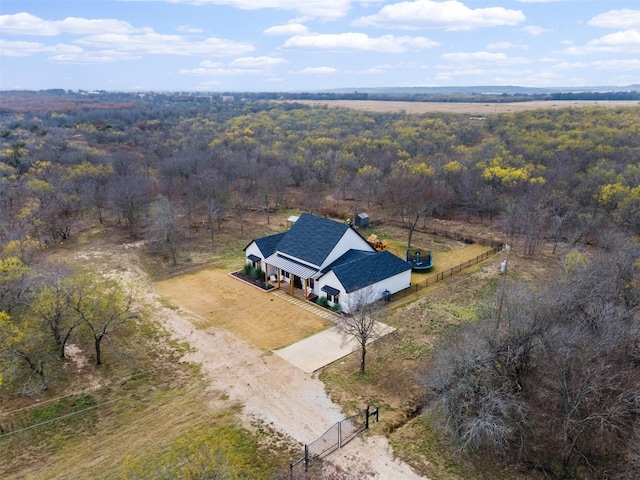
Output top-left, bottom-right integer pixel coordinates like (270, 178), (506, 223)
(1, 90), (639, 479)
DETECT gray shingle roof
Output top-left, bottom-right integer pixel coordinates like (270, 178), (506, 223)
(250, 232), (287, 258)
(330, 250), (411, 293)
(276, 213), (350, 266)
(320, 249), (373, 274)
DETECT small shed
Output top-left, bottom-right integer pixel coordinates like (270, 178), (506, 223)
(287, 215), (299, 229)
(354, 212), (369, 228)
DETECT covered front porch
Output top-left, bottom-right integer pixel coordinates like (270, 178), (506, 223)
(263, 253), (318, 300)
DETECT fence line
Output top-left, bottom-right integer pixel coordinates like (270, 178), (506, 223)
(290, 406), (378, 479)
(389, 243), (503, 303)
(423, 244), (503, 288)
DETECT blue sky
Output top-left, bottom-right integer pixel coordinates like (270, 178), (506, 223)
(1, 0), (639, 92)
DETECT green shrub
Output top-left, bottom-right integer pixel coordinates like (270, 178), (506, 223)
(242, 263), (252, 275)
(331, 302), (342, 313)
(250, 267), (264, 280)
(317, 296), (329, 308)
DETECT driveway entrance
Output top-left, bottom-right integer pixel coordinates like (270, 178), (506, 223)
(273, 318), (396, 374)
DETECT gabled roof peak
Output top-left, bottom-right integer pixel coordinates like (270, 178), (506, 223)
(276, 213), (351, 266)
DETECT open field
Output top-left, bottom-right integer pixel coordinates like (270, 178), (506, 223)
(156, 270), (332, 350)
(289, 99), (640, 115)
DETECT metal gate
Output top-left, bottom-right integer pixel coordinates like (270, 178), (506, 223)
(290, 406), (379, 479)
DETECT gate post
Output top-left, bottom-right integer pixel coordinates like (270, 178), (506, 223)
(365, 405), (370, 429)
(304, 444), (308, 472)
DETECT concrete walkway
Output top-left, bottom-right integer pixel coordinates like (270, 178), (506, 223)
(270, 289), (397, 374)
(271, 289), (338, 321)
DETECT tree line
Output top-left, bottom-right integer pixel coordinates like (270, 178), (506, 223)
(2, 92), (639, 253)
(425, 233), (640, 479)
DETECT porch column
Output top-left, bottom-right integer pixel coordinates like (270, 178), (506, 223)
(290, 275), (295, 294)
(277, 268), (281, 288)
(263, 261), (268, 283)
(303, 278), (308, 299)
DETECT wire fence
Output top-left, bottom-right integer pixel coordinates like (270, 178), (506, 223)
(423, 245), (503, 288)
(290, 406), (378, 479)
(388, 243), (503, 304)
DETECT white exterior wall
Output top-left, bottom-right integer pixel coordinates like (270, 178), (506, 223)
(318, 229), (374, 271)
(316, 270), (345, 310)
(244, 242), (262, 261)
(319, 269), (411, 314)
(244, 242), (278, 277)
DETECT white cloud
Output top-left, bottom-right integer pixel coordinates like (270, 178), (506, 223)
(0, 12), (146, 36)
(178, 56), (285, 77)
(297, 66), (337, 75)
(356, 64), (393, 74)
(177, 25), (205, 33)
(283, 33), (438, 53)
(592, 59), (640, 70)
(77, 33), (254, 56)
(50, 50), (142, 65)
(263, 23), (309, 36)
(0, 39), (143, 64)
(0, 39), (110, 64)
(522, 25), (551, 36)
(486, 41), (528, 50)
(354, 0), (525, 31)
(230, 56), (287, 67)
(199, 60), (223, 68)
(180, 66), (265, 76)
(0, 39), (50, 57)
(441, 51), (530, 65)
(589, 29), (640, 47)
(553, 61), (586, 70)
(588, 9), (640, 29)
(121, 0), (380, 19)
(563, 29), (640, 55)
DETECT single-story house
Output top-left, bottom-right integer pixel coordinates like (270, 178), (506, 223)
(243, 213), (411, 313)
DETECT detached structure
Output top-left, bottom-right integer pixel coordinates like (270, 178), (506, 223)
(244, 213), (411, 313)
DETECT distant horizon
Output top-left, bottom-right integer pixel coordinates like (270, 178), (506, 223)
(3, 84), (640, 95)
(2, 1), (639, 92)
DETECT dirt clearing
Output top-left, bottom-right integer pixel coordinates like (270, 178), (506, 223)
(156, 270), (332, 350)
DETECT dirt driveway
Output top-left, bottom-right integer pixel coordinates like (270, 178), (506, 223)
(151, 260), (427, 478)
(60, 237), (427, 478)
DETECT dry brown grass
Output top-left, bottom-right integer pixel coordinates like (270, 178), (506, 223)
(155, 270), (332, 350)
(2, 371), (236, 480)
(288, 99), (640, 115)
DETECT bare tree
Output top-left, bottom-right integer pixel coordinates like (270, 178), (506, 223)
(194, 168), (228, 245)
(337, 286), (385, 375)
(385, 174), (437, 248)
(109, 174), (153, 236)
(424, 243), (640, 476)
(149, 195), (184, 267)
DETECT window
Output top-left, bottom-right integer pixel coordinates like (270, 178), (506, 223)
(308, 278), (315, 289)
(321, 285), (340, 302)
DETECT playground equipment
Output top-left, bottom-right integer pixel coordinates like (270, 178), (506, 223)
(406, 247), (433, 271)
(367, 234), (388, 251)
